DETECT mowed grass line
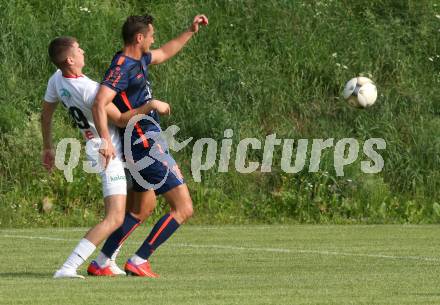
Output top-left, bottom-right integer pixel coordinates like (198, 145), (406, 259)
(0, 225), (439, 305)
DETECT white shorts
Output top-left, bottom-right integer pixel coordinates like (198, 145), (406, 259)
(99, 157), (128, 198)
(85, 138), (128, 198)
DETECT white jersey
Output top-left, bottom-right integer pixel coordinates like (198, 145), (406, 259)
(44, 69), (123, 159)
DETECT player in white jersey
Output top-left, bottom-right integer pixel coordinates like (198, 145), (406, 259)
(44, 69), (128, 195)
(41, 36), (170, 278)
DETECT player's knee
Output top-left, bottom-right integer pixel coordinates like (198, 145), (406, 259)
(129, 199), (156, 222)
(179, 199), (194, 221)
(114, 215), (125, 228)
(185, 206), (194, 220)
(103, 214), (124, 231)
(131, 207), (154, 223)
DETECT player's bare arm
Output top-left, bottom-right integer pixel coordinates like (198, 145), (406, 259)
(92, 85), (117, 167)
(41, 100), (58, 171)
(150, 99), (171, 115)
(106, 99), (170, 128)
(150, 14), (208, 65)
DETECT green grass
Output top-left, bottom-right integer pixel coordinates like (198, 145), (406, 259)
(1, 225), (440, 305)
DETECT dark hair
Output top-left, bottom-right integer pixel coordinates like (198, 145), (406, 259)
(122, 15), (154, 44)
(48, 36), (77, 68)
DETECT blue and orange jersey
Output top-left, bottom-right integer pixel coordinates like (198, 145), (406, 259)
(102, 51), (160, 149)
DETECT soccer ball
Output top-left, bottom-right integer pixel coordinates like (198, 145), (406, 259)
(343, 77), (377, 108)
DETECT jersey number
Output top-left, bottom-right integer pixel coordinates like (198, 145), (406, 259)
(69, 107), (90, 130)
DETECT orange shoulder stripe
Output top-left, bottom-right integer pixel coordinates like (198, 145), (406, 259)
(116, 55), (126, 66)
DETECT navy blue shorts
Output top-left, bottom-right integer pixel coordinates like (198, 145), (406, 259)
(128, 139), (184, 195)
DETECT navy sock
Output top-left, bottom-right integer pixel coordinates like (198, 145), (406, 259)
(135, 214), (180, 260)
(101, 212), (141, 258)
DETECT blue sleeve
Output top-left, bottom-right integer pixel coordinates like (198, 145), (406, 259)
(142, 52), (152, 65)
(101, 65), (129, 93)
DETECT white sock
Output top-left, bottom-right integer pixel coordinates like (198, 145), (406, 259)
(110, 245), (122, 262)
(61, 238), (96, 271)
(95, 251), (110, 268)
(130, 254), (147, 265)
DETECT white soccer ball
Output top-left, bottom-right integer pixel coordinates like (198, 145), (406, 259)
(343, 77), (377, 108)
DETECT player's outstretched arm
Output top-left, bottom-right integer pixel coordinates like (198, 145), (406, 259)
(92, 85), (117, 167)
(150, 14), (208, 65)
(41, 101), (58, 172)
(106, 99), (170, 128)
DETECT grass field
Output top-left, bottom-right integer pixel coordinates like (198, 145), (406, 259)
(0, 225), (439, 305)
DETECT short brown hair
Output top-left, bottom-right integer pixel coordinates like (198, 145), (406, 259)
(122, 15), (154, 45)
(48, 36), (77, 68)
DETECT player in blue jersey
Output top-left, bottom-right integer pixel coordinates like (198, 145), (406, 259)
(91, 14), (208, 277)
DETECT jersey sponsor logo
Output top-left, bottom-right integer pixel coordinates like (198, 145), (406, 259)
(60, 88), (71, 98)
(109, 174), (126, 183)
(59, 88), (72, 108)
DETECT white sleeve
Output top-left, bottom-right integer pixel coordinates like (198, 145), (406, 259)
(83, 80), (100, 108)
(44, 75), (59, 103)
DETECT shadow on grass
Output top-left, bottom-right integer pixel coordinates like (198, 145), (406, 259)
(412, 293), (440, 297)
(0, 272), (54, 279)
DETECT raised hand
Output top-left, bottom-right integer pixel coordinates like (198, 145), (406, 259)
(190, 14), (208, 33)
